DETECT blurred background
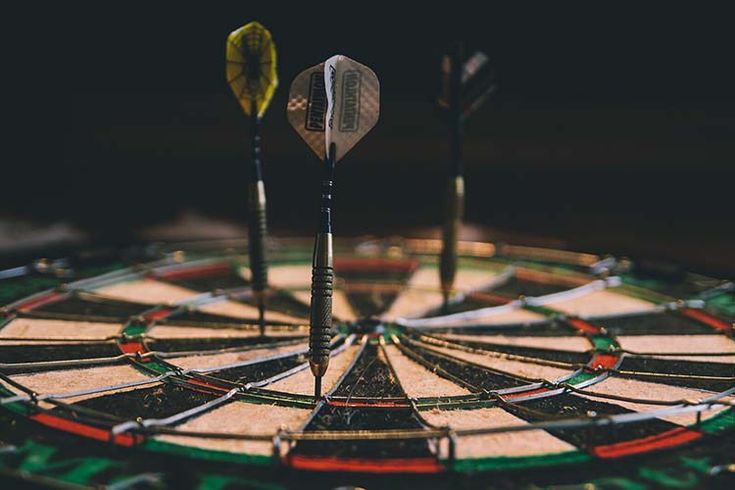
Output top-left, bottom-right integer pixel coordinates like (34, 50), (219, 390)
(4, 4), (734, 274)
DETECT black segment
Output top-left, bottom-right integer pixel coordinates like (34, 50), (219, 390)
(64, 382), (217, 420)
(332, 343), (404, 398)
(0, 342), (121, 374)
(162, 309), (248, 326)
(147, 335), (305, 353)
(422, 294), (504, 318)
(339, 265), (416, 318)
(412, 333), (589, 365)
(294, 406), (431, 459)
(596, 312), (714, 336)
(404, 342), (529, 391)
(27, 293), (148, 322)
(618, 356), (735, 392)
(427, 319), (575, 336)
(207, 352), (306, 384)
(240, 291), (311, 321)
(510, 393), (680, 448)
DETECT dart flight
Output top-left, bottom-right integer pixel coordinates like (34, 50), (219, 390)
(288, 55), (380, 162)
(226, 21), (278, 117)
(227, 21), (279, 334)
(287, 54), (380, 399)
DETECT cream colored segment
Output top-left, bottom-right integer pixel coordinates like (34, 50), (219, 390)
(0, 318), (122, 340)
(291, 290), (357, 322)
(425, 407), (575, 458)
(7, 365), (151, 407)
(95, 279), (197, 305)
(421, 344), (572, 382)
(438, 308), (546, 327)
(250, 264), (311, 289)
(383, 267), (498, 320)
(437, 334), (590, 352)
(268, 345), (361, 394)
(155, 402), (310, 455)
(579, 376), (732, 425)
(382, 344), (469, 397)
(197, 301), (306, 325)
(167, 343), (308, 371)
(547, 290), (655, 318)
(617, 335), (735, 363)
(147, 325), (307, 339)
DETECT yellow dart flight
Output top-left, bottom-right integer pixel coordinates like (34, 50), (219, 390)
(226, 21), (278, 118)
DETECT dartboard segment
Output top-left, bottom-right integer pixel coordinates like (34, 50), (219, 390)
(1, 239), (733, 488)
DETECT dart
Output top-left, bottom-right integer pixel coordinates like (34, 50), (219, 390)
(436, 43), (497, 310)
(287, 55), (380, 399)
(226, 22), (278, 335)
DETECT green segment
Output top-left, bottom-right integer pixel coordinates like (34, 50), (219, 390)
(450, 450), (590, 472)
(707, 293), (735, 317)
(695, 407), (734, 434)
(144, 439), (271, 466)
(590, 335), (618, 352)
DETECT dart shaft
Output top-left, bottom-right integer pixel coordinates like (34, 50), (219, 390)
(440, 175), (465, 301)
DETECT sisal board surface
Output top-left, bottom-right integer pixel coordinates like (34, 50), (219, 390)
(155, 401), (310, 455)
(424, 406), (574, 458)
(167, 342), (307, 371)
(616, 334), (735, 363)
(96, 279), (197, 305)
(8, 364), (152, 407)
(421, 344), (573, 382)
(382, 344), (469, 398)
(548, 290), (655, 318)
(383, 267), (498, 320)
(267, 345), (361, 395)
(437, 333), (590, 352)
(579, 375), (732, 425)
(0, 318), (122, 341)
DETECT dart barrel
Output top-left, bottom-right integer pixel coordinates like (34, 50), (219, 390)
(309, 232), (333, 377)
(247, 180), (268, 296)
(440, 175), (465, 300)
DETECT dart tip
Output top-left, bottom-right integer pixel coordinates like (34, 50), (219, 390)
(314, 376), (322, 401)
(441, 289), (451, 313)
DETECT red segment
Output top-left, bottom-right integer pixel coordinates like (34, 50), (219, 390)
(119, 341), (149, 362)
(503, 387), (551, 400)
(287, 455), (444, 473)
(16, 292), (65, 313)
(587, 353), (620, 371)
(568, 318), (601, 334)
(334, 257), (419, 273)
(592, 427), (702, 458)
(31, 413), (141, 447)
(681, 308), (732, 332)
(156, 263), (233, 281)
(144, 307), (174, 322)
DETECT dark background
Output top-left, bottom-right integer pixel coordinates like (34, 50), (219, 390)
(6, 4), (735, 273)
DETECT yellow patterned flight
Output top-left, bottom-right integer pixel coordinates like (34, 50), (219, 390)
(226, 22), (278, 118)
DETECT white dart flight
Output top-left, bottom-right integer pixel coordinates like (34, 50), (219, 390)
(286, 55), (380, 399)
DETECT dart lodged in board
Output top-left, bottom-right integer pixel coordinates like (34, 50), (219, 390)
(287, 54), (380, 398)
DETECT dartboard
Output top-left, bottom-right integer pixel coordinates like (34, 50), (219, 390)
(1, 238), (733, 489)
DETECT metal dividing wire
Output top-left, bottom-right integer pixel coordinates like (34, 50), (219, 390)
(410, 332), (580, 370)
